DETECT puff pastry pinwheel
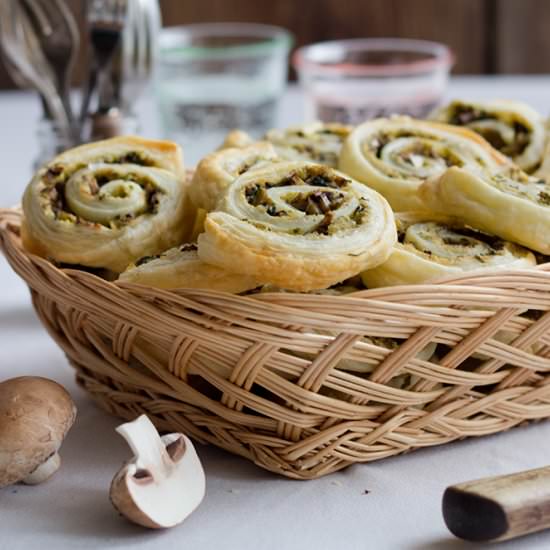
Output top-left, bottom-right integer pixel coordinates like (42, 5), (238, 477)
(534, 120), (550, 183)
(265, 122), (352, 167)
(197, 161), (397, 291)
(22, 136), (192, 272)
(255, 283), (361, 295)
(218, 129), (254, 150)
(189, 142), (278, 212)
(339, 116), (508, 211)
(118, 244), (260, 292)
(361, 213), (536, 288)
(420, 165), (550, 254)
(430, 99), (547, 173)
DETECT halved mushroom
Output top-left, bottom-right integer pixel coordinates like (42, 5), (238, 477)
(110, 414), (206, 529)
(0, 376), (77, 488)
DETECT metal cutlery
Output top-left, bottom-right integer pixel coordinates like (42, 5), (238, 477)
(2, 52), (32, 90)
(0, 0), (69, 133)
(1, 52), (53, 120)
(20, 0), (80, 137)
(0, 0), (157, 149)
(79, 0), (128, 134)
(129, 0), (160, 108)
(97, 0), (160, 113)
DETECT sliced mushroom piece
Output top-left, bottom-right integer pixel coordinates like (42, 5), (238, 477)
(110, 414), (206, 529)
(0, 376), (77, 488)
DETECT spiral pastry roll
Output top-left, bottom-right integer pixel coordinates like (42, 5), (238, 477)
(22, 136), (192, 272)
(118, 244), (260, 292)
(256, 283), (360, 295)
(430, 99), (547, 172)
(534, 120), (550, 183)
(420, 165), (550, 254)
(361, 213), (536, 288)
(189, 142), (278, 212)
(197, 161), (396, 291)
(339, 116), (507, 211)
(218, 129), (254, 150)
(265, 122), (352, 167)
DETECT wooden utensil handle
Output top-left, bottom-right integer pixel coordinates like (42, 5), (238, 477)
(443, 465), (550, 542)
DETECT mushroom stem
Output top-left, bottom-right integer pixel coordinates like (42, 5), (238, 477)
(22, 453), (61, 485)
(116, 415), (172, 479)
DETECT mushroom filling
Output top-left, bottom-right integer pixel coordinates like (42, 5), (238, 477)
(286, 190), (345, 215)
(490, 168), (550, 206)
(293, 129), (348, 165)
(291, 144), (340, 166)
(235, 158), (262, 176)
(363, 131), (471, 178)
(38, 160), (165, 228)
(266, 126), (350, 166)
(134, 244), (198, 268)
(242, 167), (368, 236)
(111, 151), (156, 166)
(401, 222), (511, 265)
(134, 254), (163, 267)
(448, 104), (531, 157)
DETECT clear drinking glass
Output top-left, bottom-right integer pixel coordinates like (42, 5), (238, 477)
(293, 38), (453, 124)
(33, 119), (75, 170)
(156, 23), (293, 165)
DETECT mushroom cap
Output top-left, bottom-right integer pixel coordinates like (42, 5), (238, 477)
(0, 376), (77, 487)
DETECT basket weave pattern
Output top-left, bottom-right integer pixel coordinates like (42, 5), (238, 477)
(3, 206), (550, 479)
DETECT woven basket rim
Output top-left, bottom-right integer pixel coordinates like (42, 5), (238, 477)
(2, 205), (550, 302)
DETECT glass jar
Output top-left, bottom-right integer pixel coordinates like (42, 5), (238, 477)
(156, 23), (293, 165)
(293, 38), (454, 124)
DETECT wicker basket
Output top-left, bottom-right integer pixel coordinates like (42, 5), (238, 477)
(3, 206), (550, 479)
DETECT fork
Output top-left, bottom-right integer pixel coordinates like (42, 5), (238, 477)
(0, 0), (69, 131)
(2, 52), (53, 119)
(97, 0), (160, 113)
(79, 0), (128, 133)
(20, 0), (80, 137)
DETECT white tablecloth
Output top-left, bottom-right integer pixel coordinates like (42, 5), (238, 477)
(1, 77), (550, 550)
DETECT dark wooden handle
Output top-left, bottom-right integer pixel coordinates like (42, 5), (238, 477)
(442, 465), (550, 542)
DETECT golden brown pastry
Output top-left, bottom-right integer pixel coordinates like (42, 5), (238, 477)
(534, 118), (550, 183)
(197, 161), (397, 291)
(188, 142), (278, 211)
(419, 165), (550, 254)
(218, 129), (254, 150)
(188, 208), (207, 241)
(265, 122), (352, 167)
(22, 136), (193, 272)
(361, 213), (536, 288)
(255, 283), (360, 295)
(430, 99), (547, 172)
(339, 116), (508, 211)
(118, 244), (259, 292)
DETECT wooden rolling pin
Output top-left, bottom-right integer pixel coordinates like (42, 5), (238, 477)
(442, 466), (550, 542)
